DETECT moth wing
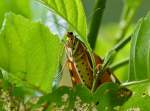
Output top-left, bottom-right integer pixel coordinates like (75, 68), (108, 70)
(94, 54), (120, 88)
(67, 60), (82, 86)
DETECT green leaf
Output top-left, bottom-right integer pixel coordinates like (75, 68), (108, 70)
(45, 86), (74, 110)
(74, 85), (93, 103)
(94, 83), (132, 111)
(129, 12), (150, 81)
(0, 0), (31, 26)
(0, 70), (2, 79)
(125, 0), (141, 10)
(35, 85), (92, 110)
(12, 86), (26, 98)
(40, 0), (87, 41)
(37, 84), (131, 110)
(0, 12), (63, 93)
(0, 102), (5, 111)
(121, 82), (150, 111)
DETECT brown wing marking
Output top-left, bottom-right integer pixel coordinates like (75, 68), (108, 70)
(94, 54), (115, 89)
(67, 60), (81, 86)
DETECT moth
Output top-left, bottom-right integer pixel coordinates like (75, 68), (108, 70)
(65, 32), (117, 90)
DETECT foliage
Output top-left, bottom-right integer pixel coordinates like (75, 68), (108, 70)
(0, 0), (150, 110)
(0, 12), (63, 93)
(129, 12), (150, 81)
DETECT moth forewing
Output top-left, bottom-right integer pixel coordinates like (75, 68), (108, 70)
(65, 33), (85, 86)
(65, 32), (94, 89)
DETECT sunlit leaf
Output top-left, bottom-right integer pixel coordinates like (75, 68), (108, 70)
(121, 82), (150, 111)
(0, 12), (63, 93)
(40, 0), (87, 41)
(0, 0), (31, 26)
(129, 12), (150, 81)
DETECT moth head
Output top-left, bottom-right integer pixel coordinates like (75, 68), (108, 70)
(66, 32), (76, 48)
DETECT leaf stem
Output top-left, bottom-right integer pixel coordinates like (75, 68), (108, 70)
(109, 58), (129, 71)
(121, 79), (150, 87)
(92, 35), (131, 92)
(87, 0), (106, 50)
(114, 35), (131, 52)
